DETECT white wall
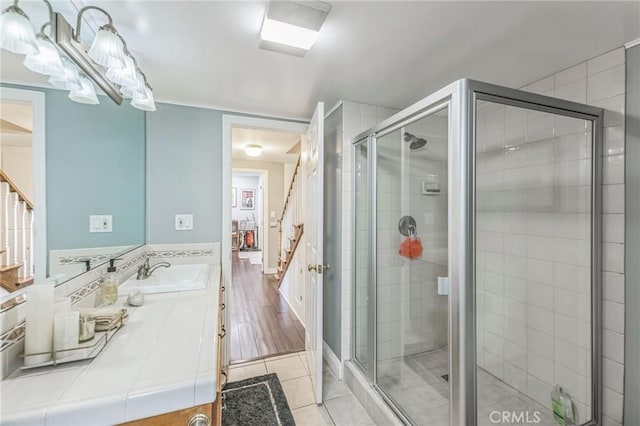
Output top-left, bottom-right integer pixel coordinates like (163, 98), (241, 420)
(1, 143), (33, 202)
(231, 174), (261, 225)
(232, 160), (285, 271)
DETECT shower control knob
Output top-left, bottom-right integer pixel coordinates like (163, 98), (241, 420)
(308, 264), (318, 272)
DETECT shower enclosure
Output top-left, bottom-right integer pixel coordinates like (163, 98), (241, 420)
(352, 79), (603, 426)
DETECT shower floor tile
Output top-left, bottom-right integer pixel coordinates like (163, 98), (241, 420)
(376, 348), (557, 426)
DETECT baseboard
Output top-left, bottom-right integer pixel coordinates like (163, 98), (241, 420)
(278, 286), (305, 327)
(323, 340), (343, 380)
(265, 267), (277, 274)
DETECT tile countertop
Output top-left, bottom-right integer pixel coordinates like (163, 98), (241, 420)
(0, 265), (221, 426)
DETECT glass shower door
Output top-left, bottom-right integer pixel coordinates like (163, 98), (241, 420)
(374, 107), (450, 426)
(475, 99), (595, 426)
(354, 140), (370, 370)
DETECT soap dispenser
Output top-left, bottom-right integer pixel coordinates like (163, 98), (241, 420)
(97, 258), (120, 306)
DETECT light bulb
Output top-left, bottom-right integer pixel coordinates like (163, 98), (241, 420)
(69, 76), (99, 105)
(48, 57), (82, 91)
(0, 5), (38, 55)
(24, 35), (64, 76)
(87, 25), (125, 69)
(131, 87), (156, 112)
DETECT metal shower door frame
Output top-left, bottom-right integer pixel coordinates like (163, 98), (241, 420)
(350, 79), (604, 426)
(465, 79), (604, 426)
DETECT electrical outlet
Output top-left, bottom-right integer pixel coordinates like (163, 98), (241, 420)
(89, 215), (112, 233)
(175, 214), (193, 231)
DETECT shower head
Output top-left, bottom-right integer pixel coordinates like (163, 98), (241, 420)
(404, 132), (428, 150)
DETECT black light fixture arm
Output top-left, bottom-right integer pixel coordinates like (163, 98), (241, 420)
(74, 5), (116, 43)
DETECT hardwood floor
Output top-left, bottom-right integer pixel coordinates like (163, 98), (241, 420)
(230, 252), (305, 364)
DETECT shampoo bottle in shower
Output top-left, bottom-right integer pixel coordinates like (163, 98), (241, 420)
(96, 259), (119, 306)
(551, 386), (575, 425)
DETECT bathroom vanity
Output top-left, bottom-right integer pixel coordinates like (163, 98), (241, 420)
(1, 264), (224, 426)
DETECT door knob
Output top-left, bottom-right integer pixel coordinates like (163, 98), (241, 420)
(308, 264), (331, 273)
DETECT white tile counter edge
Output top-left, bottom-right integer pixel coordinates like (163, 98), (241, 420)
(1, 264), (221, 426)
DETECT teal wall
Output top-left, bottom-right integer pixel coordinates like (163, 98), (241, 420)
(146, 103), (306, 244)
(1, 84), (146, 252)
(146, 103), (223, 244)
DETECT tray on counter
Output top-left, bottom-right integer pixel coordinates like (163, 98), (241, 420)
(20, 309), (126, 370)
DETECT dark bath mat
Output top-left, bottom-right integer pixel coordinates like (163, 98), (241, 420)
(222, 373), (295, 426)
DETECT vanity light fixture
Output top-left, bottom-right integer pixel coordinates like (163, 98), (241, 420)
(0, 1), (38, 55)
(259, 0), (331, 57)
(23, 24), (64, 77)
(0, 0), (155, 111)
(48, 56), (82, 91)
(245, 145), (263, 158)
(69, 75), (99, 105)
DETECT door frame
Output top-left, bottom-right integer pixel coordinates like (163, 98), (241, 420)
(232, 168), (269, 273)
(0, 87), (46, 284)
(221, 114), (308, 366)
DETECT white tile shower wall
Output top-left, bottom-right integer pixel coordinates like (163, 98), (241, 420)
(476, 47), (626, 425)
(341, 101), (398, 364)
(402, 115), (449, 356)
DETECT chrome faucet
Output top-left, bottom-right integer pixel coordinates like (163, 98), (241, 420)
(136, 258), (171, 280)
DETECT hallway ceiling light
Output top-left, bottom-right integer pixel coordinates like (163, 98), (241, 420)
(245, 145), (263, 157)
(259, 0), (330, 57)
(0, 0), (155, 110)
(0, 2), (38, 55)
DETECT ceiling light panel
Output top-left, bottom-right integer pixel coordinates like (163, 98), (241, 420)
(259, 0), (330, 57)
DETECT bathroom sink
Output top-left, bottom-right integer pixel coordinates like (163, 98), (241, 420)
(119, 264), (209, 294)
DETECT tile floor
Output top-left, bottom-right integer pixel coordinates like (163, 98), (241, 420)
(228, 349), (557, 426)
(378, 348), (556, 426)
(228, 351), (376, 425)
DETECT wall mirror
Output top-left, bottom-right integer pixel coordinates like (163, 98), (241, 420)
(0, 85), (146, 310)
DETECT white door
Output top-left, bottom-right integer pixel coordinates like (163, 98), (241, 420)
(303, 102), (324, 404)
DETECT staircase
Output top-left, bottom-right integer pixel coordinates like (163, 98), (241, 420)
(274, 157), (304, 286)
(0, 169), (35, 292)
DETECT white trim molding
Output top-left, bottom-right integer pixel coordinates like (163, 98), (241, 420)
(625, 38), (640, 49)
(0, 87), (46, 283)
(221, 114), (307, 368)
(323, 340), (343, 380)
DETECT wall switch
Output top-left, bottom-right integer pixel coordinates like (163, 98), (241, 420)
(175, 214), (193, 231)
(270, 210), (276, 218)
(89, 215), (112, 233)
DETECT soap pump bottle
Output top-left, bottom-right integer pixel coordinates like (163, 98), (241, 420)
(97, 258), (120, 306)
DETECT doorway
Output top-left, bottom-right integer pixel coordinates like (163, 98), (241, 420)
(224, 117), (308, 364)
(0, 88), (46, 298)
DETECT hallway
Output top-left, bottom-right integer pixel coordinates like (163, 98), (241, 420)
(230, 252), (305, 363)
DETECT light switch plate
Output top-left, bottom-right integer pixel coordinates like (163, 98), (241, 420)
(175, 214), (193, 231)
(89, 215), (112, 233)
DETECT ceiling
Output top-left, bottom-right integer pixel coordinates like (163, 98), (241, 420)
(0, 1), (638, 119)
(232, 127), (300, 163)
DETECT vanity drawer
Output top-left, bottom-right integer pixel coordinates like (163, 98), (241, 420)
(120, 403), (214, 426)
